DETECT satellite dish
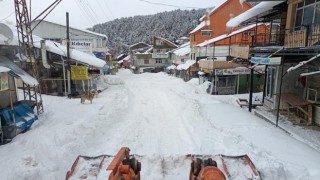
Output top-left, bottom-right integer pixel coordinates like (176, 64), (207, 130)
(0, 23), (14, 45)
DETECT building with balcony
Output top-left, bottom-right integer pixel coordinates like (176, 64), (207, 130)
(227, 0), (320, 126)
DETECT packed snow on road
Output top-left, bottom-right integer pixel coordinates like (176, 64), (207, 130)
(0, 69), (319, 180)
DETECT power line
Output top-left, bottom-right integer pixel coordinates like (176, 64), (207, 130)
(100, 0), (115, 19)
(73, 0), (95, 26)
(77, 0), (99, 25)
(95, 0), (110, 21)
(138, 0), (201, 9)
(83, 0), (101, 23)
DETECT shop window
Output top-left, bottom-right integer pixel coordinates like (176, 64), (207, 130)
(266, 67), (276, 100)
(201, 30), (212, 37)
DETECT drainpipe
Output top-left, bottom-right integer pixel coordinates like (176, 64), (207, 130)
(40, 40), (50, 69)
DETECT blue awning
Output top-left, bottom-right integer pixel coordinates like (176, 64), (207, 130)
(0, 102), (38, 133)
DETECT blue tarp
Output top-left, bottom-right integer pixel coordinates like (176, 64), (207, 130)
(0, 102), (38, 133)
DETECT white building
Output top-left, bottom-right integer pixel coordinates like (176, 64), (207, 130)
(31, 20), (107, 59)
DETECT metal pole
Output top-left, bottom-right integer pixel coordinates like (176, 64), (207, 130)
(262, 65), (268, 103)
(276, 59), (285, 127)
(249, 67), (254, 112)
(62, 58), (67, 96)
(66, 12), (71, 95)
(237, 75), (240, 94)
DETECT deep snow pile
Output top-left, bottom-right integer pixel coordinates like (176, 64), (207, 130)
(0, 70), (319, 180)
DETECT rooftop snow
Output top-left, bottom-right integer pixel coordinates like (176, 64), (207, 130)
(197, 23), (262, 47)
(172, 42), (190, 56)
(33, 20), (107, 38)
(227, 1), (284, 28)
(166, 64), (176, 70)
(0, 66), (11, 73)
(0, 23), (106, 68)
(199, 0), (228, 21)
(0, 56), (39, 86)
(177, 60), (196, 70)
(190, 21), (207, 34)
(33, 37), (106, 68)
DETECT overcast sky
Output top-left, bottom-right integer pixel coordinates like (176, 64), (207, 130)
(0, 0), (221, 30)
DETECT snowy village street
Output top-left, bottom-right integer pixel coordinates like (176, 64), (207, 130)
(0, 70), (320, 180)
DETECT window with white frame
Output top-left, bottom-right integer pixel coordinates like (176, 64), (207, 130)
(156, 59), (162, 64)
(201, 30), (212, 37)
(294, 0), (320, 30)
(266, 67), (276, 99)
(155, 39), (163, 46)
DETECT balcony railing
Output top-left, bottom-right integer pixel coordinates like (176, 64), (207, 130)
(285, 24), (320, 48)
(152, 53), (168, 58)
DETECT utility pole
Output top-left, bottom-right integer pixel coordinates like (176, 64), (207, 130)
(249, 67), (254, 112)
(66, 12), (71, 95)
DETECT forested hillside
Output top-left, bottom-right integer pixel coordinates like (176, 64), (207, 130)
(89, 9), (206, 55)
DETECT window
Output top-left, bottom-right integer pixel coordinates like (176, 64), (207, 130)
(193, 34), (196, 41)
(155, 40), (163, 46)
(156, 59), (162, 64)
(201, 30), (212, 37)
(266, 67), (276, 99)
(144, 59), (149, 64)
(181, 59), (184, 63)
(294, 0), (320, 29)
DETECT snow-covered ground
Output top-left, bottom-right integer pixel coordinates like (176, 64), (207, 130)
(0, 69), (320, 180)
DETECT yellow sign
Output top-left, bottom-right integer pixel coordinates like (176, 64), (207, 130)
(0, 72), (9, 91)
(71, 66), (90, 80)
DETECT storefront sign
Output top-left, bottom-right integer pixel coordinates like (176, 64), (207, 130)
(71, 66), (90, 80)
(216, 66), (265, 75)
(250, 57), (281, 65)
(0, 72), (9, 91)
(70, 40), (92, 48)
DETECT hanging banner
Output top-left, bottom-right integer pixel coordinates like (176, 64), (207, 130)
(250, 57), (281, 65)
(215, 66), (265, 75)
(71, 66), (90, 80)
(0, 72), (9, 91)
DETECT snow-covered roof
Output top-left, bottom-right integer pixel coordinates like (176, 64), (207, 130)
(155, 36), (178, 48)
(117, 60), (124, 64)
(0, 66), (11, 73)
(197, 23), (262, 47)
(171, 42), (190, 56)
(32, 20), (107, 38)
(116, 54), (124, 59)
(0, 23), (106, 68)
(177, 60), (196, 70)
(123, 55), (131, 61)
(129, 42), (149, 48)
(166, 64), (176, 70)
(33, 37), (106, 68)
(199, 0), (228, 21)
(0, 56), (39, 86)
(190, 21), (207, 34)
(226, 1), (284, 28)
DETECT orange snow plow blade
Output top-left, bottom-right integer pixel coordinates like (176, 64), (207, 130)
(66, 147), (261, 180)
(187, 154), (261, 180)
(65, 147), (141, 180)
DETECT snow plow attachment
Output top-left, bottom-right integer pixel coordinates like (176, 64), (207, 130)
(188, 154), (261, 180)
(65, 147), (141, 180)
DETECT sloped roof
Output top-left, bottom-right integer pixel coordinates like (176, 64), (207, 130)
(177, 60), (196, 70)
(154, 36), (178, 48)
(190, 21), (207, 34)
(226, 1), (284, 28)
(199, 0), (228, 21)
(172, 42), (190, 56)
(197, 23), (263, 47)
(32, 20), (107, 38)
(0, 56), (39, 86)
(0, 23), (106, 68)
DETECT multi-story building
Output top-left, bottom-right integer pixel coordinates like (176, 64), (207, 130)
(227, 0), (320, 126)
